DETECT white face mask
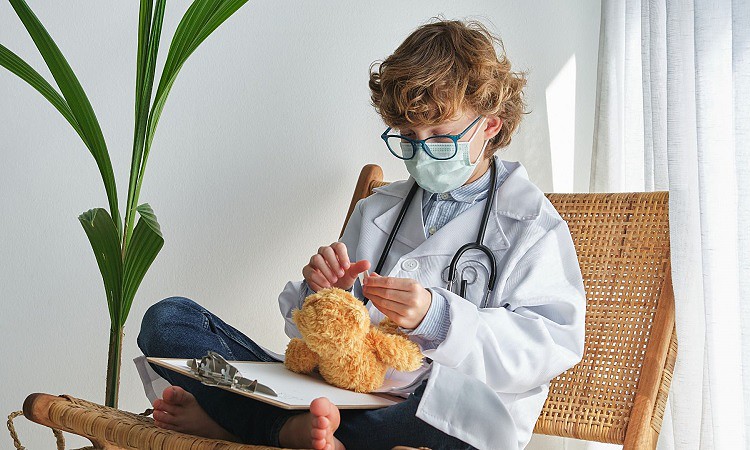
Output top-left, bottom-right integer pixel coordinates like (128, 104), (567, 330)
(402, 117), (489, 193)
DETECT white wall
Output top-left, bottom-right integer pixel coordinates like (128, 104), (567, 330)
(0, 1), (602, 448)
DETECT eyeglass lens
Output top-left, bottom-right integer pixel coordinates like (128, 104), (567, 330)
(387, 134), (457, 160)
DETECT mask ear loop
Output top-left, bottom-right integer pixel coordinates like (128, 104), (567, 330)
(471, 138), (490, 165)
(468, 117), (489, 165)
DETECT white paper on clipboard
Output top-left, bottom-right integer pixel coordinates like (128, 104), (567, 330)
(145, 357), (408, 410)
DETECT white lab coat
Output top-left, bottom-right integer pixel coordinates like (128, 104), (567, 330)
(276, 158), (586, 450)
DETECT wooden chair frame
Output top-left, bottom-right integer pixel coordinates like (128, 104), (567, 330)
(20, 164), (677, 450)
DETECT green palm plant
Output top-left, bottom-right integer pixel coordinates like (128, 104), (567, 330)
(0, 0), (249, 408)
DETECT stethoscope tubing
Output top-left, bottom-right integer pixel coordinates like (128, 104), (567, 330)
(362, 158), (499, 307)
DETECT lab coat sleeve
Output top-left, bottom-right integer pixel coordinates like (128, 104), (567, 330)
(422, 220), (586, 394)
(278, 198), (367, 340)
(278, 279), (309, 340)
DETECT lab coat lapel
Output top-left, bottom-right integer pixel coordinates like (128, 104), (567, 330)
(372, 178), (427, 251)
(370, 178), (501, 258)
(407, 187), (509, 259)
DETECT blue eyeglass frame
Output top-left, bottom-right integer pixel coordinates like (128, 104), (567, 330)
(380, 115), (484, 160)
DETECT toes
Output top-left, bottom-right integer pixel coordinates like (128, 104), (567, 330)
(307, 398), (342, 450)
(314, 415), (330, 429)
(311, 427), (326, 440)
(154, 418), (181, 432)
(162, 386), (176, 403)
(163, 386), (191, 406)
(153, 409), (178, 426)
(153, 398), (180, 415)
(310, 396), (341, 432)
(310, 397), (331, 417)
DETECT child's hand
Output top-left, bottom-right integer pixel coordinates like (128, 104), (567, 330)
(362, 272), (432, 329)
(302, 242), (371, 292)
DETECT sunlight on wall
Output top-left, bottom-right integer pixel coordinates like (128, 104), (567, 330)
(546, 55), (577, 192)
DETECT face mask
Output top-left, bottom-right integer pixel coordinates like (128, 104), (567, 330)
(402, 117), (489, 194)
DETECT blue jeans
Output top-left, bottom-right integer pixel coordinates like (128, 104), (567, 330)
(137, 296), (476, 449)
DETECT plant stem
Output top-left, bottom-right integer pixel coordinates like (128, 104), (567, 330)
(105, 325), (124, 408)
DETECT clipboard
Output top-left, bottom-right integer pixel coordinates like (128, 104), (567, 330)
(147, 356), (407, 410)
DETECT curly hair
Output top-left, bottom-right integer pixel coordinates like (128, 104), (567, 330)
(369, 18), (528, 153)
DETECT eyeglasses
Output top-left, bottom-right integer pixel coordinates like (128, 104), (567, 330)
(381, 115), (484, 160)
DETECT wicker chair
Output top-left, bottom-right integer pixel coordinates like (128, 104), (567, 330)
(18, 163), (676, 450)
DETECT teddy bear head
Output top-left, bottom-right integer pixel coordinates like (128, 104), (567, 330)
(292, 287), (371, 352)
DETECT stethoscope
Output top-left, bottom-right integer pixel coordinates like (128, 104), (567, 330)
(363, 157), (498, 309)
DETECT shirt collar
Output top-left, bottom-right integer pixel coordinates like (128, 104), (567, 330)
(449, 165), (494, 203)
(422, 163), (496, 205)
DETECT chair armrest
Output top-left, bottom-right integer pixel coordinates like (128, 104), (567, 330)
(22, 392), (282, 450)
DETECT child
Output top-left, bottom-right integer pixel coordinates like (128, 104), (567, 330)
(137, 17), (585, 450)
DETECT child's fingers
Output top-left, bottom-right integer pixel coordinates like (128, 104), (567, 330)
(311, 254), (337, 283)
(308, 270), (331, 291)
(303, 264), (332, 290)
(363, 285), (411, 305)
(318, 246), (345, 277)
(305, 277), (322, 292)
(367, 292), (408, 317)
(331, 242), (351, 270)
(363, 271), (378, 282)
(363, 274), (412, 291)
(347, 260), (371, 279)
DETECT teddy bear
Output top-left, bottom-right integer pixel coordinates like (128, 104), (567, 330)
(284, 286), (424, 393)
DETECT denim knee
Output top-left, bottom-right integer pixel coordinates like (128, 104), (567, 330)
(137, 296), (202, 356)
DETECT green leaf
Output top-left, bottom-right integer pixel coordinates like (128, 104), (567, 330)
(8, 0), (121, 235)
(142, 0), (222, 155)
(188, 0), (250, 57)
(125, 0), (247, 262)
(79, 208), (123, 326)
(141, 0), (249, 172)
(121, 203), (164, 324)
(0, 44), (83, 140)
(125, 0), (166, 253)
(134, 0), (154, 125)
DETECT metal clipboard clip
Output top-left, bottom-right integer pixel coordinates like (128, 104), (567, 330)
(187, 350), (278, 397)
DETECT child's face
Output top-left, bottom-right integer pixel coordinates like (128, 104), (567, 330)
(397, 109), (503, 185)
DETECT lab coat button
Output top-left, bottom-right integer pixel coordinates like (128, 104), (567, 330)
(401, 258), (419, 271)
(428, 226), (437, 235)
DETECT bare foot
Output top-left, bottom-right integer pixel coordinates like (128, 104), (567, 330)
(279, 397), (345, 450)
(152, 386), (241, 442)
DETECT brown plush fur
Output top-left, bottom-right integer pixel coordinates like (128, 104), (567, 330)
(284, 287), (424, 393)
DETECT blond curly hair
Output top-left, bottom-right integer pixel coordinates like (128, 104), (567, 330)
(369, 17), (528, 154)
